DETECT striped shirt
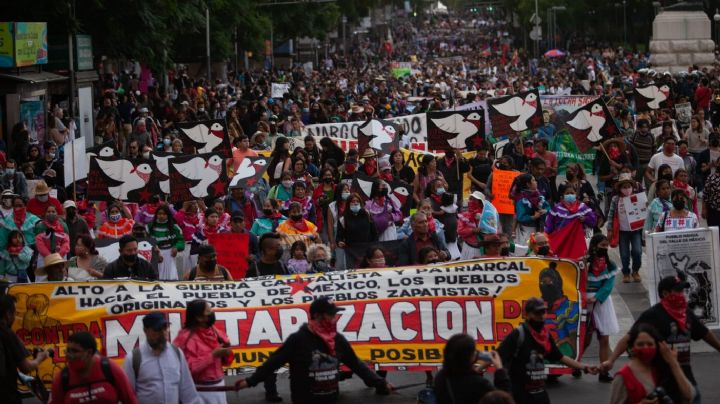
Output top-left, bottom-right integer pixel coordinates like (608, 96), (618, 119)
(629, 132), (655, 164)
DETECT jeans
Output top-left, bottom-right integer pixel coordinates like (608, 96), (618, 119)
(619, 230), (642, 275)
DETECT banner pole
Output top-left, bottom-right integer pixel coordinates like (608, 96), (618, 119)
(72, 138), (77, 201)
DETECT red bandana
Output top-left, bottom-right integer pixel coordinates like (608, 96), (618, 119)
(591, 257), (606, 277)
(308, 317), (338, 355)
(660, 294), (688, 332)
(527, 323), (551, 353)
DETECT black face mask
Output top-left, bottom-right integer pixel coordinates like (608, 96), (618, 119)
(262, 208), (273, 216)
(380, 188), (389, 197)
(528, 319), (545, 331)
(148, 334), (167, 350)
(323, 177), (333, 184)
(673, 199), (686, 210)
(206, 312), (216, 328)
(540, 283), (562, 303)
(202, 259), (217, 271)
(660, 174), (673, 181)
(595, 248), (608, 257)
(537, 246), (551, 256)
(500, 247), (510, 256)
(711, 139), (720, 147)
(312, 260), (329, 272)
(122, 254), (138, 264)
(290, 214), (303, 222)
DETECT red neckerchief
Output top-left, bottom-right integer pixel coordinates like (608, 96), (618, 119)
(13, 208), (26, 230)
(43, 219), (64, 234)
(563, 200), (580, 213)
(430, 193), (442, 205)
(7, 245), (23, 255)
(145, 203), (158, 215)
(661, 295), (688, 332)
(444, 157), (455, 168)
(204, 224), (220, 236)
(375, 196), (386, 206)
(427, 214), (436, 233)
(591, 256), (606, 277)
(364, 162), (377, 176)
(672, 180), (691, 198)
(380, 172), (393, 182)
(526, 323), (552, 353)
(308, 318), (338, 355)
(292, 218), (309, 232)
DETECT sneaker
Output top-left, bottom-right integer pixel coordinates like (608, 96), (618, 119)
(265, 393), (283, 402)
(598, 373), (614, 383)
(623, 274), (632, 283)
(632, 272), (641, 282)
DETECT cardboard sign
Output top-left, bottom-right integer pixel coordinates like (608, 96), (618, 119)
(271, 82), (291, 98)
(620, 192), (648, 231)
(207, 232), (250, 279)
(490, 169), (521, 214)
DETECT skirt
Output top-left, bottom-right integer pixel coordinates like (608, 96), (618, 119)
(197, 379), (227, 404)
(447, 241), (461, 261)
(379, 224), (398, 242)
(588, 292), (619, 336)
(158, 248), (178, 281)
(460, 243), (481, 261)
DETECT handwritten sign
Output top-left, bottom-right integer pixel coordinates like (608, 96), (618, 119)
(491, 169), (521, 215)
(620, 192), (647, 231)
(271, 83), (291, 99)
(207, 232), (250, 279)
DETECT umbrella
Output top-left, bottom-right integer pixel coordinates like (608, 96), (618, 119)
(544, 49), (566, 58)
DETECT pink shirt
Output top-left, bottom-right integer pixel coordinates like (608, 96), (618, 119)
(173, 326), (233, 383)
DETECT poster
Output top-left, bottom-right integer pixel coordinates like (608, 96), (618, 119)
(490, 169), (521, 214)
(14, 22), (48, 67)
(390, 61), (412, 78)
(175, 120), (232, 158)
(63, 136), (88, 187)
(542, 95), (599, 174)
(563, 98), (618, 152)
(619, 192), (647, 231)
(358, 119), (401, 155)
(75, 34), (93, 71)
(0, 22), (13, 68)
(305, 113), (428, 150)
(427, 110), (485, 150)
(87, 156), (159, 202)
(634, 84), (671, 111)
(207, 232), (250, 279)
(675, 102), (692, 124)
(646, 227), (720, 329)
(487, 89), (542, 137)
(168, 152), (228, 201)
(8, 257), (585, 382)
(271, 83), (291, 98)
(20, 98), (45, 146)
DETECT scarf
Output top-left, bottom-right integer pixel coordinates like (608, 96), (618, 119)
(290, 196), (310, 211)
(427, 214), (437, 233)
(204, 224), (220, 237)
(44, 219), (64, 234)
(430, 193), (442, 205)
(7, 244), (23, 255)
(660, 294), (688, 332)
(292, 217), (309, 232)
(526, 322), (551, 353)
(519, 189), (543, 208)
(380, 171), (393, 182)
(444, 157), (455, 168)
(194, 326), (226, 351)
(308, 318), (338, 355)
(13, 208), (26, 230)
(364, 160), (377, 176)
(563, 200), (580, 214)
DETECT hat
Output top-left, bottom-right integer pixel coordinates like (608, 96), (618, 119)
(615, 173), (635, 190)
(1, 189), (17, 198)
(197, 244), (216, 257)
(658, 275), (690, 295)
(251, 131), (266, 143)
(35, 253), (67, 276)
(602, 138), (626, 155)
(139, 107), (149, 113)
(470, 191), (486, 202)
(142, 312), (169, 330)
(364, 105), (375, 115)
(361, 148), (377, 159)
(379, 159), (391, 171)
(62, 200), (77, 210)
(350, 105), (364, 114)
(180, 100), (190, 106)
(34, 181), (50, 196)
(524, 297), (548, 313)
(310, 296), (345, 316)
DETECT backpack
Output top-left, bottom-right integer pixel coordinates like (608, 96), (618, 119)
(61, 356), (115, 392)
(131, 345), (182, 376)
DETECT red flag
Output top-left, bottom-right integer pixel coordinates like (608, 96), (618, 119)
(549, 220), (587, 261)
(511, 50), (519, 66)
(207, 232), (250, 278)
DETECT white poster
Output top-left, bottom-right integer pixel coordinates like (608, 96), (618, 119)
(271, 83), (291, 98)
(78, 87), (94, 147)
(620, 192), (647, 231)
(64, 136), (89, 186)
(675, 102), (692, 124)
(646, 227), (720, 329)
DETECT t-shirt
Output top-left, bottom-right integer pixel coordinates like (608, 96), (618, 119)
(249, 261), (287, 277)
(0, 323), (29, 404)
(497, 324), (563, 404)
(635, 303), (708, 384)
(533, 151), (558, 177)
(647, 152), (685, 179)
(50, 355), (137, 404)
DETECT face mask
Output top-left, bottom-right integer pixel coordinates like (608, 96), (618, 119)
(632, 346), (657, 365)
(673, 199), (686, 210)
(345, 164), (356, 174)
(370, 258), (386, 267)
(5, 168), (14, 176)
(67, 357), (87, 372)
(608, 147), (621, 160)
(46, 213), (57, 222)
(323, 177), (333, 184)
(664, 292), (687, 310)
(436, 187), (446, 195)
(350, 204), (361, 213)
(621, 187), (633, 197)
(341, 192), (350, 200)
(110, 213), (122, 222)
(528, 319), (545, 331)
(500, 247), (510, 256)
(282, 180), (293, 188)
(540, 282), (561, 303)
(537, 246), (551, 256)
(565, 172), (575, 181)
(262, 208), (273, 216)
(679, 149), (688, 157)
(380, 188), (389, 197)
(661, 174), (673, 181)
(202, 259), (217, 271)
(48, 152), (55, 159)
(563, 194), (576, 203)
(13, 207), (25, 217)
(596, 248), (608, 257)
(206, 312), (216, 327)
(163, 138), (171, 146)
(290, 214), (303, 222)
(148, 334), (167, 350)
(313, 260), (329, 272)
(37, 195), (49, 203)
(122, 253), (137, 264)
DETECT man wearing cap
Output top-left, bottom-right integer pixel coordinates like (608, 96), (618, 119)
(497, 297), (598, 404)
(27, 180), (63, 217)
(0, 159), (27, 199)
(124, 312), (201, 404)
(603, 275), (720, 402)
(236, 297), (392, 402)
(63, 200), (90, 252)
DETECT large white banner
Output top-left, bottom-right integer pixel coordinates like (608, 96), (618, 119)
(646, 227), (720, 329)
(304, 113), (428, 151)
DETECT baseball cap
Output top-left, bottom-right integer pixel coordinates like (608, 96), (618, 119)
(310, 296), (345, 316)
(142, 312), (169, 330)
(63, 200), (77, 210)
(470, 191), (486, 202)
(524, 297), (548, 314)
(657, 275), (690, 295)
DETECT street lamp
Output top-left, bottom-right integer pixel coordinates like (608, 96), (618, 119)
(550, 6), (566, 50)
(714, 9), (720, 45)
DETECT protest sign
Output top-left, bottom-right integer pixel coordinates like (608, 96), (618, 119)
(646, 227), (720, 329)
(305, 113), (427, 150)
(271, 82), (291, 98)
(563, 98), (618, 152)
(449, 100), (491, 136)
(487, 89), (542, 137)
(490, 169), (520, 214)
(87, 156), (159, 202)
(175, 119), (232, 158)
(427, 110), (485, 150)
(64, 136), (88, 187)
(390, 62), (412, 78)
(358, 119), (401, 155)
(634, 84), (671, 111)
(542, 95), (599, 174)
(9, 257), (585, 381)
(168, 153), (228, 201)
(619, 192), (647, 231)
(207, 232), (250, 279)
(675, 102), (692, 124)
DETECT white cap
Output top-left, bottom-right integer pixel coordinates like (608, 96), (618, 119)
(62, 200), (77, 209)
(470, 191), (486, 202)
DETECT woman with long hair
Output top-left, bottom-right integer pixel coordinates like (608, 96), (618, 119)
(34, 205), (70, 263)
(268, 137), (292, 186)
(513, 173), (550, 246)
(360, 246), (387, 269)
(337, 193), (378, 254)
(148, 205), (185, 280)
(97, 203), (134, 239)
(390, 149), (415, 185)
(0, 230), (33, 283)
(413, 155), (446, 204)
(67, 234), (108, 281)
(366, 181), (402, 241)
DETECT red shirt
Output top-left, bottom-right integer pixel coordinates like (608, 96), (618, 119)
(413, 233), (434, 262)
(533, 151), (558, 177)
(50, 355), (137, 404)
(27, 196), (64, 217)
(695, 85), (712, 109)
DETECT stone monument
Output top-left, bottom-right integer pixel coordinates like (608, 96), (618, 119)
(649, 2), (716, 73)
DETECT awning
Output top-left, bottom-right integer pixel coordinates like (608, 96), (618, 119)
(0, 71), (68, 84)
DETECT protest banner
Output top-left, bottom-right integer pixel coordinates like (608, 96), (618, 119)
(449, 100), (491, 136)
(634, 84), (671, 112)
(427, 110), (485, 150)
(646, 227), (720, 329)
(87, 156), (159, 202)
(675, 102), (692, 124)
(563, 98), (618, 152)
(8, 257), (585, 382)
(542, 95), (599, 173)
(175, 119), (232, 158)
(305, 113), (427, 150)
(490, 169), (520, 214)
(619, 192), (647, 231)
(64, 136), (88, 187)
(168, 153), (228, 201)
(487, 89), (542, 137)
(271, 83), (291, 98)
(390, 61), (412, 78)
(207, 232), (250, 279)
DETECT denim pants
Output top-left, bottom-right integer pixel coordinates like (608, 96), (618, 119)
(619, 229), (642, 274)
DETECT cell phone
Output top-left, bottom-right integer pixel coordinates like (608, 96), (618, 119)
(475, 351), (493, 362)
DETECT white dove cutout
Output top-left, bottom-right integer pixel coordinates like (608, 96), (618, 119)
(431, 112), (483, 148)
(636, 85), (670, 109)
(95, 159), (153, 200)
(152, 154), (176, 194)
(87, 146), (115, 160)
(229, 158), (268, 187)
(491, 92), (538, 132)
(173, 155), (224, 198)
(389, 185), (410, 208)
(566, 103), (607, 143)
(362, 120), (396, 151)
(137, 240), (154, 262)
(180, 122), (225, 153)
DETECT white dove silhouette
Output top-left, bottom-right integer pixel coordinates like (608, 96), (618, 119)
(229, 158), (268, 187)
(361, 120), (396, 151)
(491, 92), (538, 132)
(636, 85), (670, 109)
(152, 153), (176, 194)
(180, 122), (225, 153)
(96, 158), (153, 200)
(431, 112), (483, 148)
(566, 103), (607, 143)
(173, 155), (224, 198)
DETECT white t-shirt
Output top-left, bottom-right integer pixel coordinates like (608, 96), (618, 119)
(647, 152), (685, 179)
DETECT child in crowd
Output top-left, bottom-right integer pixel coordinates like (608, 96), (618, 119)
(287, 240), (310, 274)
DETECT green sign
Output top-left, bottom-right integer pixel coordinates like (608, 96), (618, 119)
(14, 22), (48, 67)
(390, 61), (412, 78)
(75, 34), (93, 70)
(0, 22), (13, 68)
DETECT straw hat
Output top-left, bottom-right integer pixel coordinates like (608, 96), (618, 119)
(602, 138), (626, 155)
(35, 253), (67, 276)
(615, 173), (635, 190)
(361, 148), (377, 159)
(34, 181), (50, 196)
(349, 105), (364, 114)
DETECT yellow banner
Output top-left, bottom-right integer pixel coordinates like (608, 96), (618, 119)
(9, 258), (584, 381)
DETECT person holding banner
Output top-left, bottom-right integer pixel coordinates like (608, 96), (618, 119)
(607, 174), (644, 283)
(545, 184), (596, 259)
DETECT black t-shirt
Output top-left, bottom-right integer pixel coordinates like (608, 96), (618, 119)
(635, 303), (709, 384)
(249, 261), (287, 277)
(497, 324), (563, 404)
(0, 322), (29, 404)
(470, 157), (493, 191)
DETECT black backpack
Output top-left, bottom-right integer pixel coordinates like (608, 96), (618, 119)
(61, 356), (115, 392)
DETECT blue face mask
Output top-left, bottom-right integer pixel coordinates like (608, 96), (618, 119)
(563, 194), (577, 203)
(350, 204), (361, 213)
(436, 187), (446, 195)
(341, 192), (350, 200)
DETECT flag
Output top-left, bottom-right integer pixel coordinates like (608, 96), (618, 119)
(358, 119), (401, 155)
(229, 156), (269, 189)
(175, 119), (232, 157)
(633, 84), (671, 111)
(487, 88), (543, 137)
(87, 156), (159, 202)
(549, 220), (587, 261)
(427, 110), (485, 150)
(563, 98), (618, 152)
(351, 172), (377, 201)
(168, 152), (228, 202)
